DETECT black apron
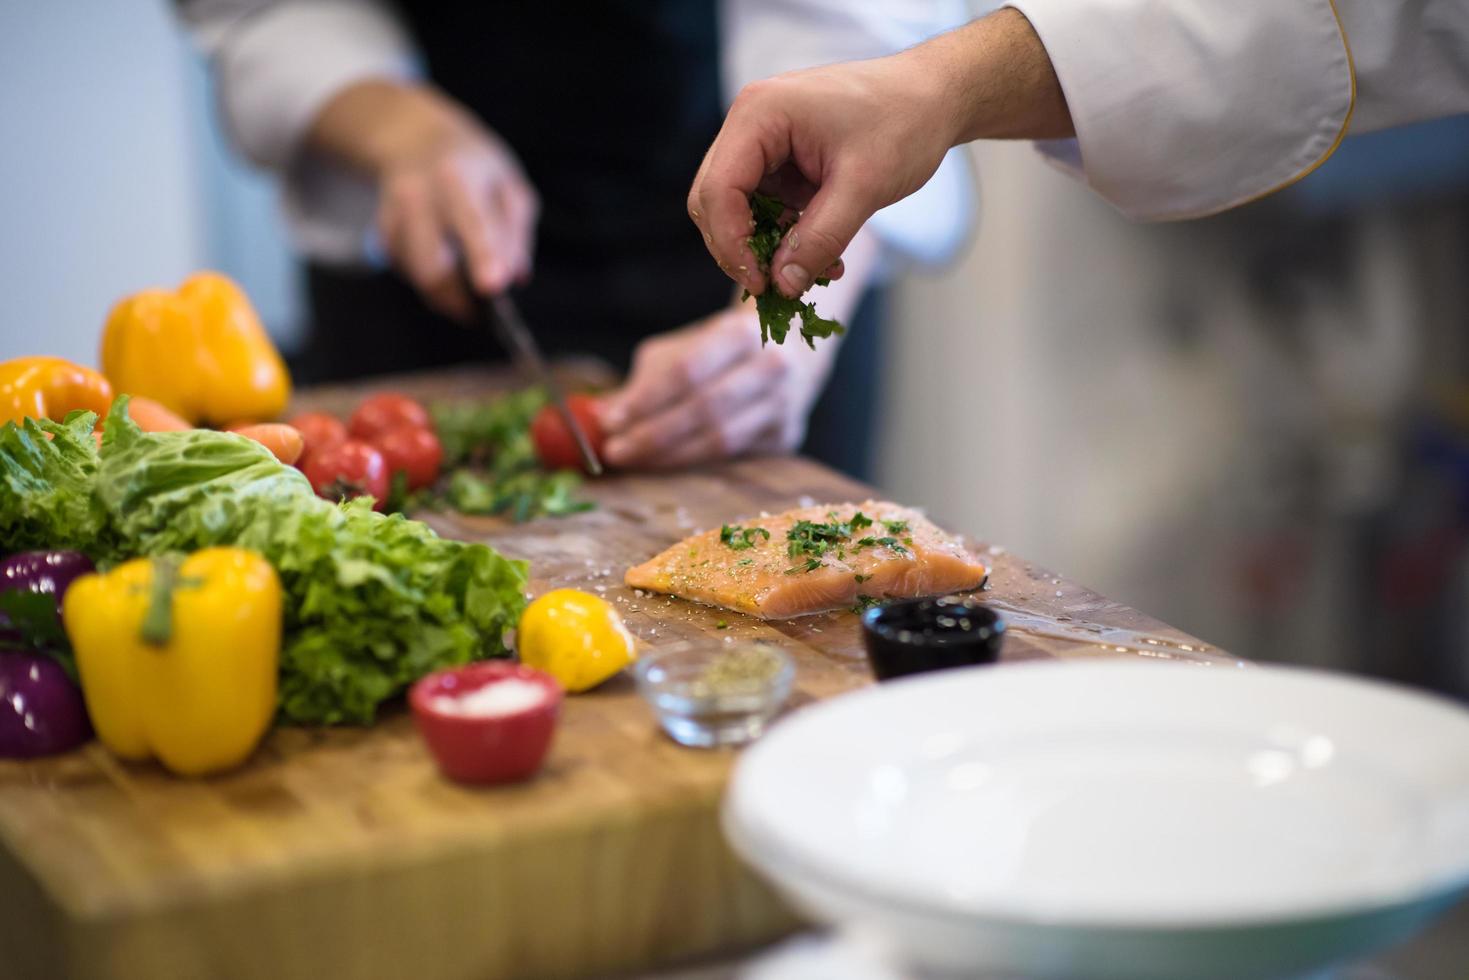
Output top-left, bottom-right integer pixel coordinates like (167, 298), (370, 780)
(299, 0), (882, 477)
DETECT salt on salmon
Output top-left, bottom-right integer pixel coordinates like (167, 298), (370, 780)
(624, 500), (989, 619)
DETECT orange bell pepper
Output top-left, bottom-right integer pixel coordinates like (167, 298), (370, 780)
(0, 356), (114, 426)
(101, 272), (291, 426)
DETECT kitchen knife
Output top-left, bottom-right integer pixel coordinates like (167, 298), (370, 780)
(463, 277), (603, 475)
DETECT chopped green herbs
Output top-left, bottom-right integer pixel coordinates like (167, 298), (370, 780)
(423, 389), (594, 522)
(431, 387), (547, 468)
(856, 536), (909, 555)
(852, 594), (883, 613)
(781, 511), (908, 572)
(720, 524), (771, 550)
(743, 193), (845, 349)
(716, 620), (729, 630)
(737, 558), (754, 566)
(854, 573), (871, 584)
(785, 558), (823, 575)
(442, 468), (592, 522)
(787, 520), (849, 559)
(882, 519), (909, 535)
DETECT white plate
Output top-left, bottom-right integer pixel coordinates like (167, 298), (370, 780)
(724, 661), (1469, 979)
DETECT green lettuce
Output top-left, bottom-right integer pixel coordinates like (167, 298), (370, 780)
(0, 410), (116, 556)
(2, 398), (529, 725)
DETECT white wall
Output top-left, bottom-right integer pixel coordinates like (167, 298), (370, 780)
(875, 138), (1452, 670)
(0, 0), (298, 368)
(877, 142), (1234, 592)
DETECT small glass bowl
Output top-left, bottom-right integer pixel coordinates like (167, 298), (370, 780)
(633, 641), (795, 748)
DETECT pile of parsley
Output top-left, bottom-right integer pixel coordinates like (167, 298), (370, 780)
(743, 193), (845, 348)
(409, 389), (594, 522)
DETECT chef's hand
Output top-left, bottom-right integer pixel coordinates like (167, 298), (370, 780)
(688, 8), (1069, 301)
(308, 80), (538, 319)
(595, 306), (836, 469)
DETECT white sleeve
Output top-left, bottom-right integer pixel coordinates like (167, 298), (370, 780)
(720, 0), (977, 266)
(1006, 0), (1469, 222)
(180, 0), (417, 171)
(178, 0), (418, 262)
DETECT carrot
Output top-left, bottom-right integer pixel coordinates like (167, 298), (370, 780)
(229, 423), (304, 466)
(123, 396), (191, 433)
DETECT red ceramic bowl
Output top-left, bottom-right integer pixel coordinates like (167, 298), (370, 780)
(409, 662), (563, 785)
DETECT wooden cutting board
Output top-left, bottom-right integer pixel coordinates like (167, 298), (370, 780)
(0, 368), (1231, 980)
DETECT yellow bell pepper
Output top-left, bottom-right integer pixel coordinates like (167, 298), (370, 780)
(100, 271), (291, 426)
(0, 356), (113, 426)
(517, 588), (637, 693)
(63, 548), (281, 776)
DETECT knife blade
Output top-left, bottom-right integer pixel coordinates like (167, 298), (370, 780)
(465, 281), (603, 476)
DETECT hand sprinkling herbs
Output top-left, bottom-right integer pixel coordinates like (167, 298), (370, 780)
(743, 193), (845, 348)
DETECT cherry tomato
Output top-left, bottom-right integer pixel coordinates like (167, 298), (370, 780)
(289, 411), (348, 467)
(374, 424), (444, 491)
(349, 393), (431, 442)
(530, 394), (605, 473)
(302, 440), (389, 510)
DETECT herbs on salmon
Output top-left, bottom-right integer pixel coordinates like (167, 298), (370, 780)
(856, 536), (910, 555)
(743, 193), (845, 349)
(720, 524), (771, 551)
(784, 511), (877, 572)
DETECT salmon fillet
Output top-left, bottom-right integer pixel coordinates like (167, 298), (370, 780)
(624, 500), (989, 619)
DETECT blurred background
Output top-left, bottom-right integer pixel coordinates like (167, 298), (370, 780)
(4, 0), (1469, 703)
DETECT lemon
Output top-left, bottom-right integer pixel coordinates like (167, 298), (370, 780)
(517, 589), (637, 693)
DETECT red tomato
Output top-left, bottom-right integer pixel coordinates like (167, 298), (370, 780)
(289, 411), (348, 467)
(530, 394), (605, 473)
(349, 393), (431, 442)
(302, 440), (389, 510)
(374, 424), (444, 491)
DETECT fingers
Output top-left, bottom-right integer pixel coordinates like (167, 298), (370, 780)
(598, 315), (758, 433)
(380, 177), (469, 319)
(688, 103), (865, 300)
(439, 166), (506, 295)
(646, 401), (778, 470)
(440, 162), (539, 296)
(379, 143), (541, 313)
(497, 179), (539, 284)
(765, 178), (874, 299)
(756, 162), (819, 211)
(688, 83), (793, 295)
(602, 351), (787, 468)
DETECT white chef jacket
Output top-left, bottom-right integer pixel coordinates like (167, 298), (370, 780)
(180, 0), (975, 266)
(1007, 0), (1469, 221)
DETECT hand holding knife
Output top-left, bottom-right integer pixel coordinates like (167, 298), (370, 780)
(458, 264), (603, 475)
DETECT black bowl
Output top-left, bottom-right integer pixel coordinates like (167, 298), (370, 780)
(860, 596), (1005, 681)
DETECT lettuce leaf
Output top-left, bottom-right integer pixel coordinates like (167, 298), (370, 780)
(97, 398), (316, 554)
(4, 398), (529, 725)
(0, 411), (117, 557)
